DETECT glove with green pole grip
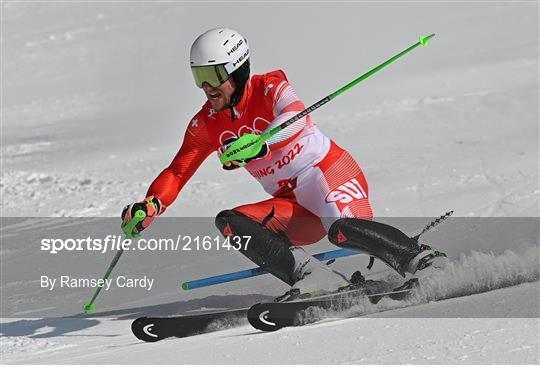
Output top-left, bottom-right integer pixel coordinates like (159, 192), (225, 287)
(218, 136), (270, 170)
(121, 196), (163, 237)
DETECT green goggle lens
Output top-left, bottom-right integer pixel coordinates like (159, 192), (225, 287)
(191, 65), (229, 88)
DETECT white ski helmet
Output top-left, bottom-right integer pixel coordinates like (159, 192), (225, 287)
(190, 28), (250, 90)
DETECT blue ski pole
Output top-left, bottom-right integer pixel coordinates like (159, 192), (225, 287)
(181, 248), (357, 290)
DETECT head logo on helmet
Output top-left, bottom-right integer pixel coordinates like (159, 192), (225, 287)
(227, 39), (243, 56)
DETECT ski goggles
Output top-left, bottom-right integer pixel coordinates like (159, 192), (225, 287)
(191, 64), (230, 88)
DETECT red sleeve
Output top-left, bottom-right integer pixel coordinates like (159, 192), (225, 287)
(263, 75), (307, 149)
(147, 116), (214, 210)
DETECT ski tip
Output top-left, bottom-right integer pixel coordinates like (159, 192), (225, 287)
(181, 282), (190, 291)
(419, 33), (435, 46)
(131, 317), (163, 342)
(83, 302), (95, 314)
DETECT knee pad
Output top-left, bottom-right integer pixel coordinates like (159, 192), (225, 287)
(216, 209), (275, 238)
(328, 218), (377, 251)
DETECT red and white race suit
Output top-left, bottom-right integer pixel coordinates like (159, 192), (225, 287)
(148, 70), (373, 245)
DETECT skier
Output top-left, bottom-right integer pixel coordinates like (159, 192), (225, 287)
(122, 28), (447, 300)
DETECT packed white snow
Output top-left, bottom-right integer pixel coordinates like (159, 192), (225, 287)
(1, 1), (538, 364)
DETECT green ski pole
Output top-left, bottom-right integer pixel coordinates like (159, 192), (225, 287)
(220, 34), (435, 165)
(83, 209), (146, 314)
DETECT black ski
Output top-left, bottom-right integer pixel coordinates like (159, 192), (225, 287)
(247, 279), (418, 332)
(131, 307), (248, 342)
(132, 279), (417, 341)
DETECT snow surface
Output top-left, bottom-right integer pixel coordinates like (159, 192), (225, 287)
(1, 1), (539, 365)
(2, 283), (539, 364)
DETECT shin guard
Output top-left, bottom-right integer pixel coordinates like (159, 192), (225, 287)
(215, 210), (296, 285)
(328, 218), (421, 277)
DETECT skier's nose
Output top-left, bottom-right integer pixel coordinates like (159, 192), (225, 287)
(202, 82), (215, 93)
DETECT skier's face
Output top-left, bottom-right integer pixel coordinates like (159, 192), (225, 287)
(202, 78), (236, 111)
